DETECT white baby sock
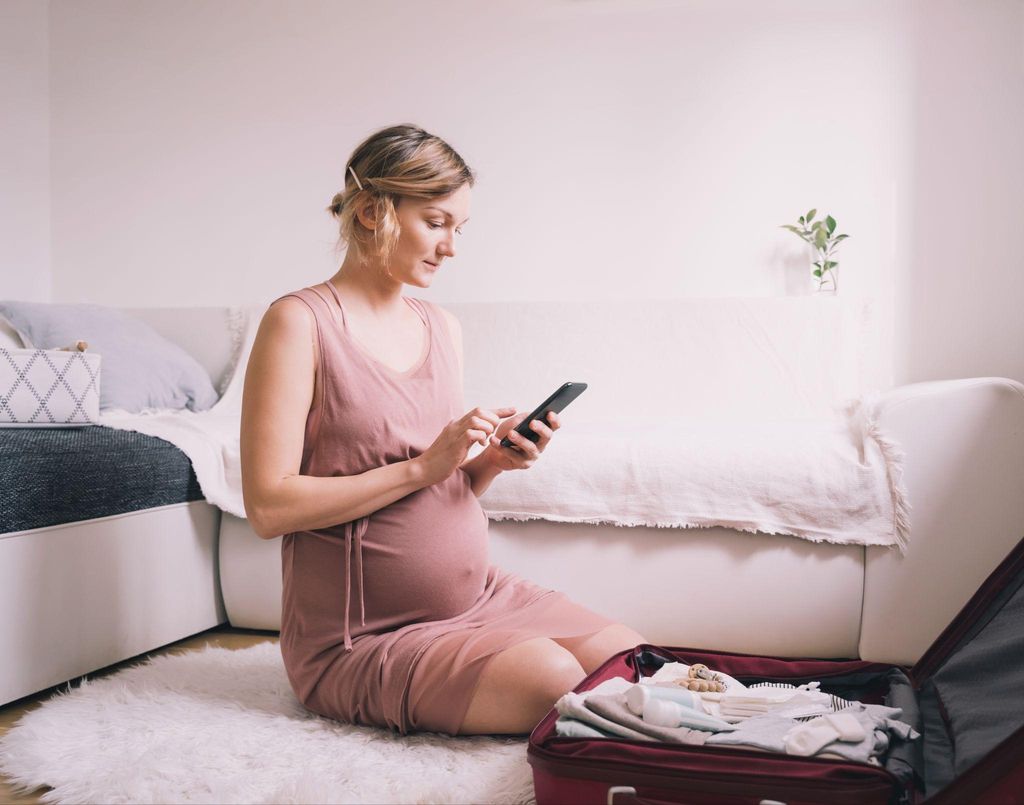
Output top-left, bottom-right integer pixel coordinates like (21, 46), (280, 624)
(823, 712), (867, 742)
(784, 720), (841, 756)
(784, 712), (867, 756)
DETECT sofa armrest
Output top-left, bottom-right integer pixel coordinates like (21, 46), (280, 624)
(219, 513), (283, 630)
(859, 377), (1024, 665)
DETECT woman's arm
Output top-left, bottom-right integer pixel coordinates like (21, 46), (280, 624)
(240, 299), (431, 539)
(461, 452), (504, 497)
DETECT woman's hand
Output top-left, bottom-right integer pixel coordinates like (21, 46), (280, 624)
(417, 406), (516, 485)
(480, 410), (561, 471)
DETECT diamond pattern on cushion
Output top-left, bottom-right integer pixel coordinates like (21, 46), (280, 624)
(0, 348), (101, 426)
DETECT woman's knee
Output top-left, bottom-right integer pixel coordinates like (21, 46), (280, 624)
(487, 637), (587, 706)
(458, 637), (587, 735)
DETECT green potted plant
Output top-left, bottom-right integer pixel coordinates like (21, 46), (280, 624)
(781, 209), (849, 292)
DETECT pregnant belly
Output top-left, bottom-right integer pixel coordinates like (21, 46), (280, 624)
(361, 471), (490, 626)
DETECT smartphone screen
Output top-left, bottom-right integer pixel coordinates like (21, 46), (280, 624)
(499, 382), (588, 448)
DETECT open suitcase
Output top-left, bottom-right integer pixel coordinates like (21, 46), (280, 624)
(528, 536), (1024, 804)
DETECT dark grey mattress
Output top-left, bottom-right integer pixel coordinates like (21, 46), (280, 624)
(1, 425), (204, 535)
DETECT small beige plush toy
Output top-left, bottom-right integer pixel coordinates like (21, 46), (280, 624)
(58, 340), (89, 352)
(673, 663), (727, 692)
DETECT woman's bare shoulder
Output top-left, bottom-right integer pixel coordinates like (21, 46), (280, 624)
(254, 295), (318, 362)
(264, 294), (313, 328)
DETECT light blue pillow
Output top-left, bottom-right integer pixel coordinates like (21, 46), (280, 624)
(0, 301), (219, 413)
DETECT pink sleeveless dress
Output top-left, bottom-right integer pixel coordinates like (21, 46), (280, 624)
(273, 282), (615, 736)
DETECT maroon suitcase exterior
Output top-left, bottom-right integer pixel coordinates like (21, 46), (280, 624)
(528, 537), (1024, 805)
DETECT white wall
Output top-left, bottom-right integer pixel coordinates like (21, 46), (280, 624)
(46, 0), (897, 309)
(9, 0), (1022, 385)
(894, 0), (1024, 385)
(0, 0), (51, 302)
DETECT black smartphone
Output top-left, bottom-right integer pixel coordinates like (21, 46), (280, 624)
(499, 382), (588, 449)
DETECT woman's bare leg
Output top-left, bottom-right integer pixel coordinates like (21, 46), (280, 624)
(457, 637), (587, 736)
(552, 623), (649, 674)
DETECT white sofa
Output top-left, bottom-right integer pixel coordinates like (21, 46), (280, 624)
(3, 296), (1022, 708)
(219, 297), (1024, 667)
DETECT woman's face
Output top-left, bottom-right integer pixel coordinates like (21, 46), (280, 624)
(387, 182), (471, 287)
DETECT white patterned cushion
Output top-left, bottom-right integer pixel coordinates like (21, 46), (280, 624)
(0, 348), (101, 427)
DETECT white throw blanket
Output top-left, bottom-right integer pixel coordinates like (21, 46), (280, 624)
(98, 305), (262, 518)
(478, 399), (911, 552)
(100, 306), (910, 552)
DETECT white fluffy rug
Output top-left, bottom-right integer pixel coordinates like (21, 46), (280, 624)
(0, 641), (536, 804)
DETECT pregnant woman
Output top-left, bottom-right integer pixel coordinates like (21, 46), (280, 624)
(240, 123), (647, 736)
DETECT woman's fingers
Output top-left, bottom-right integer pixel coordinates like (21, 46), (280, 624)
(484, 410), (563, 469)
(529, 417), (555, 449)
(464, 406), (517, 435)
(468, 416), (495, 436)
(508, 429), (541, 458)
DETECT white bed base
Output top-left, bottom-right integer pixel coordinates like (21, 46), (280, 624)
(1, 501), (226, 705)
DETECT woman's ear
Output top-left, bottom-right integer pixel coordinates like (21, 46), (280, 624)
(354, 198), (378, 231)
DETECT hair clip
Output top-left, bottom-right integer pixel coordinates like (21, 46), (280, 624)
(348, 165), (364, 191)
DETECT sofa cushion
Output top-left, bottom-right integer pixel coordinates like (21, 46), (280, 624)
(0, 314), (22, 349)
(0, 301), (219, 413)
(0, 426), (204, 534)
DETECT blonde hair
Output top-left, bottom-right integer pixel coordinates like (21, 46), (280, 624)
(327, 124), (475, 265)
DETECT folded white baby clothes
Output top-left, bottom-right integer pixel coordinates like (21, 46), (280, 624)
(765, 692), (835, 721)
(712, 681), (839, 723)
(707, 703), (916, 765)
(552, 676), (642, 739)
(719, 690), (797, 711)
(554, 715), (609, 739)
(555, 691), (651, 741)
(719, 694), (789, 718)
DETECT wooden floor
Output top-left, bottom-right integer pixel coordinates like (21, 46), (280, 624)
(0, 625), (278, 805)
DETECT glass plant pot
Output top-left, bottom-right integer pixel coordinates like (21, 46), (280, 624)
(815, 267), (838, 294)
(808, 245), (838, 294)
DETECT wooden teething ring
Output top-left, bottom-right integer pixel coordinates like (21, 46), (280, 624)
(674, 663), (727, 692)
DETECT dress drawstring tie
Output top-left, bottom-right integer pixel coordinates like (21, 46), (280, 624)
(342, 515), (370, 652)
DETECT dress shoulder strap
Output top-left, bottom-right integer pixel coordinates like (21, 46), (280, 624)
(270, 284), (337, 322)
(411, 298), (464, 389)
(269, 284), (348, 343)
